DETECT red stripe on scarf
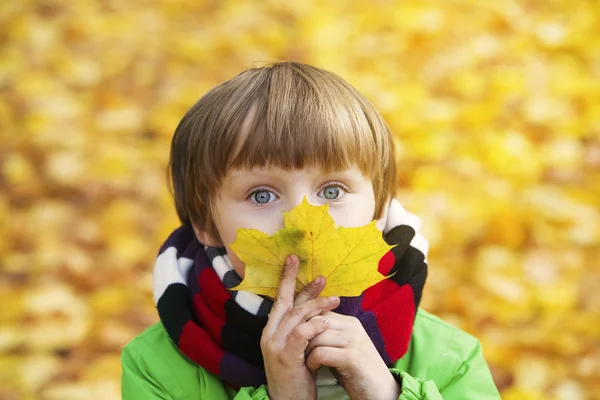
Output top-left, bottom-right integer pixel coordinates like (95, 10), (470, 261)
(363, 251), (400, 310)
(198, 268), (230, 320)
(179, 320), (225, 376)
(364, 249), (415, 360)
(363, 282), (415, 361)
(378, 250), (395, 275)
(193, 293), (225, 346)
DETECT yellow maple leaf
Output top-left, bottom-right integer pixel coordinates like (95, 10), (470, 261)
(230, 198), (393, 297)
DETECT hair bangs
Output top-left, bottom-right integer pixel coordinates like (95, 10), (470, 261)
(227, 66), (383, 180)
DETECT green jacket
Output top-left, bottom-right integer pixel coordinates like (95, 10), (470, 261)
(121, 309), (500, 399)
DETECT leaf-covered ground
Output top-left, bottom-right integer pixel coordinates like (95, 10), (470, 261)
(0, 1), (599, 399)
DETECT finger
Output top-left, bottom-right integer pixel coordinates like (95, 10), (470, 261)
(306, 346), (347, 376)
(294, 275), (326, 306)
(284, 316), (330, 358)
(305, 328), (348, 356)
(318, 311), (360, 331)
(263, 255), (299, 336)
(276, 254), (300, 306)
(274, 295), (340, 341)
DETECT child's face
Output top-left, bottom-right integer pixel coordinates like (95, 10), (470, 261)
(195, 165), (387, 278)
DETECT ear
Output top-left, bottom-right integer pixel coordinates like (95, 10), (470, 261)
(191, 223), (225, 247)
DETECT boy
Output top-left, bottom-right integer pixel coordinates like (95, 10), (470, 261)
(121, 61), (501, 399)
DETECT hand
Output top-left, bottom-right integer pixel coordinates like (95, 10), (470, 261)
(305, 312), (401, 400)
(261, 255), (341, 400)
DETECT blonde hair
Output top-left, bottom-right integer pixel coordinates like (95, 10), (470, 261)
(168, 61), (397, 242)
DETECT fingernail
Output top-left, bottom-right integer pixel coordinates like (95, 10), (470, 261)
(314, 276), (323, 285)
(328, 296), (339, 303)
(285, 255), (292, 266)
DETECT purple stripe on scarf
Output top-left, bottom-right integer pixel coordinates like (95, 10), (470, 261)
(187, 264), (201, 297)
(335, 295), (391, 365)
(158, 226), (195, 256)
(181, 239), (201, 260)
(358, 310), (391, 365)
(335, 296), (362, 315)
(186, 249), (212, 297)
(220, 352), (267, 388)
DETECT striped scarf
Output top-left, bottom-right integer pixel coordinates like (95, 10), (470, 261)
(153, 199), (429, 389)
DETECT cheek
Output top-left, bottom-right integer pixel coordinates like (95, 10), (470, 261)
(219, 208), (285, 242)
(330, 210), (374, 228)
(330, 198), (376, 228)
(217, 208), (285, 279)
(225, 247), (247, 278)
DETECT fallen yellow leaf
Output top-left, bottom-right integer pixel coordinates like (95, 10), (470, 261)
(230, 197), (393, 297)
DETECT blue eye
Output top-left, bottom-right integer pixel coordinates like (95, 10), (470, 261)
(319, 185), (345, 200)
(251, 190), (275, 204)
(323, 186), (339, 199)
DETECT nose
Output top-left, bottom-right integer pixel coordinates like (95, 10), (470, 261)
(284, 193), (321, 213)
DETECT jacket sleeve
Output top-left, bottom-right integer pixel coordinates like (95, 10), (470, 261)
(121, 344), (172, 400)
(234, 385), (271, 399)
(390, 341), (501, 400)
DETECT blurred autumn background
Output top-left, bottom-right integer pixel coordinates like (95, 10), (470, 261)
(1, 0), (599, 399)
